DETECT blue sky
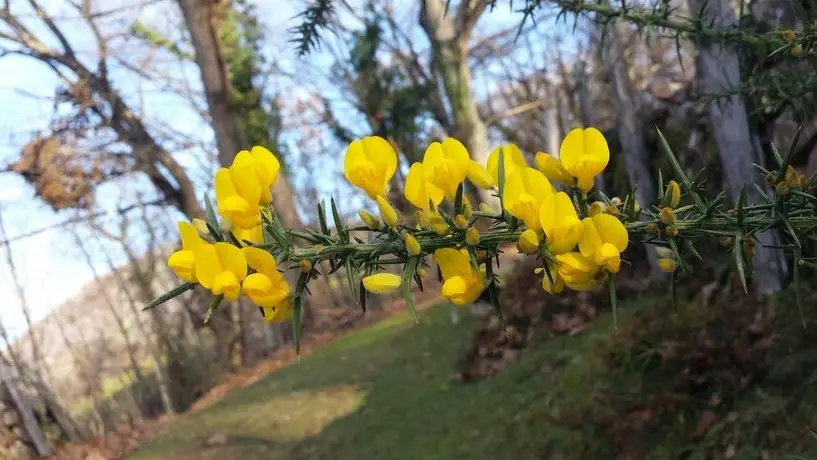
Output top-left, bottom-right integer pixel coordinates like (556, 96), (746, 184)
(0, 0), (580, 340)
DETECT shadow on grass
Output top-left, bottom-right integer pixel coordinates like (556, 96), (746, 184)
(131, 302), (616, 460)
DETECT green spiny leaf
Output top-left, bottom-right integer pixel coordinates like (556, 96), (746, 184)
(656, 128), (705, 211)
(203, 195), (224, 242)
(608, 272), (618, 330)
(331, 197), (349, 243)
(402, 257), (420, 323)
(143, 282), (195, 311)
(292, 271), (309, 355)
(317, 200), (330, 236)
(203, 294), (224, 324)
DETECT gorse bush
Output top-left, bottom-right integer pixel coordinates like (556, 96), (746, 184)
(146, 126), (817, 353)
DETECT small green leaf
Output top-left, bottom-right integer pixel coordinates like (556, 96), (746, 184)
(608, 272), (618, 330)
(143, 282), (195, 311)
(292, 271), (310, 355)
(656, 128), (705, 211)
(733, 234), (749, 295)
(317, 200), (330, 236)
(203, 195), (224, 241)
(454, 182), (464, 216)
(402, 257), (420, 323)
(331, 198), (349, 243)
(203, 294), (224, 324)
(345, 260), (360, 309)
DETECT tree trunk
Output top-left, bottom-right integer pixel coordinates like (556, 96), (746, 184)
(419, 0), (496, 207)
(0, 360), (50, 457)
(600, 22), (665, 279)
(688, 0), (788, 296)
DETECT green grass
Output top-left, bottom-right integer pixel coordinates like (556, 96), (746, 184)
(130, 302), (616, 460)
(129, 296), (817, 460)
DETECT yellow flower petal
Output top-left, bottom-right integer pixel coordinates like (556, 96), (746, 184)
(559, 128), (610, 192)
(540, 264), (564, 294)
(362, 273), (402, 294)
(344, 136), (397, 200)
(534, 152), (573, 186)
(433, 248), (471, 280)
(441, 276), (468, 297)
(212, 270), (241, 301)
(487, 144), (527, 185)
(233, 225), (263, 246)
(243, 246), (278, 277)
(658, 258), (678, 273)
(578, 214), (629, 257)
(193, 243), (221, 289)
(167, 250), (196, 282)
(423, 140), (469, 199)
(214, 242), (247, 281)
(404, 162), (444, 211)
(376, 195), (399, 227)
(503, 167), (553, 230)
(517, 229), (540, 254)
(263, 300), (293, 323)
(178, 221), (202, 249)
(251, 145), (281, 188)
(230, 151), (262, 207)
(540, 192), (583, 255)
(466, 161), (495, 189)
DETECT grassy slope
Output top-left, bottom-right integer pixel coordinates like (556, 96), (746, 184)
(130, 298), (817, 460)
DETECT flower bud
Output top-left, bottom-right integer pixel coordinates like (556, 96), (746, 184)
(605, 205), (620, 217)
(517, 229), (540, 254)
(405, 233), (421, 256)
(764, 171), (778, 185)
(645, 222), (659, 235)
(611, 197), (623, 207)
(657, 258), (678, 273)
(719, 236), (732, 247)
(416, 210), (431, 228)
(376, 195), (399, 227)
(792, 44), (804, 57)
(665, 180), (681, 208)
(359, 210), (380, 230)
(782, 29), (796, 42)
(659, 207), (675, 225)
(786, 166), (800, 188)
(429, 214), (449, 236)
(465, 227), (480, 246)
(665, 226), (678, 238)
(192, 218), (211, 238)
(776, 181), (791, 196)
(299, 259), (312, 274)
(362, 273), (401, 294)
(589, 201), (605, 216)
(462, 198), (473, 219)
(800, 175), (810, 190)
(454, 214), (468, 230)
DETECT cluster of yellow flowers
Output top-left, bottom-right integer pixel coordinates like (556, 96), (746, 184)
(344, 127), (630, 304)
(166, 147), (293, 324)
(165, 127), (634, 325)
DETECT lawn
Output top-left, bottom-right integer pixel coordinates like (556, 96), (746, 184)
(129, 295), (817, 460)
(130, 301), (611, 460)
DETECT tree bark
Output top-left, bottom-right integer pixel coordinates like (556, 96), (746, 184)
(420, 0), (496, 207)
(688, 0), (788, 296)
(0, 360), (50, 457)
(600, 22), (665, 279)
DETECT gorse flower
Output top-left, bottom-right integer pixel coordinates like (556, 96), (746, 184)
(242, 247), (291, 321)
(362, 273), (402, 294)
(376, 195), (399, 227)
(503, 167), (553, 230)
(467, 161), (495, 189)
(537, 264), (565, 294)
(559, 127), (609, 192)
(422, 138), (471, 199)
(534, 152), (573, 186)
(487, 144), (527, 185)
(540, 192), (583, 255)
(555, 252), (600, 292)
(344, 136), (398, 200)
(578, 213), (629, 274)
(517, 229), (540, 254)
(167, 221), (204, 282)
(195, 242), (248, 301)
(404, 162), (444, 212)
(434, 248), (486, 306)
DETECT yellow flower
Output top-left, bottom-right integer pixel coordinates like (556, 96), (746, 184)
(578, 213), (629, 274)
(422, 138), (471, 199)
(503, 167), (553, 230)
(242, 247), (291, 308)
(232, 224), (263, 247)
(539, 191), (583, 255)
(559, 127), (610, 192)
(434, 248), (486, 306)
(362, 273), (402, 294)
(487, 144), (527, 185)
(245, 146), (282, 205)
(167, 221), (204, 282)
(665, 180), (681, 208)
(405, 233), (421, 256)
(555, 252), (600, 291)
(465, 227), (481, 246)
(359, 210), (380, 230)
(376, 195), (399, 227)
(534, 152), (573, 186)
(539, 263), (565, 294)
(214, 160), (263, 229)
(454, 214), (468, 230)
(404, 162), (444, 211)
(656, 247), (678, 273)
(194, 242), (248, 301)
(517, 229), (540, 254)
(466, 161), (495, 189)
(263, 298), (293, 324)
(344, 136), (398, 200)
